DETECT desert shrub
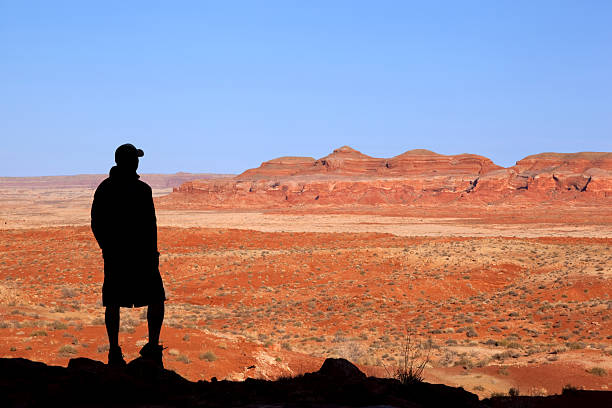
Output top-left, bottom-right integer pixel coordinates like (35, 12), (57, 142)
(50, 321), (68, 330)
(281, 342), (292, 351)
(61, 287), (77, 298)
(492, 350), (514, 361)
(31, 330), (47, 337)
(587, 367), (607, 377)
(176, 354), (190, 364)
(97, 344), (110, 353)
(385, 328), (431, 385)
(455, 356), (474, 369)
(505, 342), (521, 349)
(119, 325), (135, 334)
(567, 342), (586, 350)
(473, 385), (485, 391)
(58, 345), (77, 357)
(466, 328), (478, 338)
(199, 351), (217, 362)
(508, 387), (520, 397)
(475, 358), (490, 368)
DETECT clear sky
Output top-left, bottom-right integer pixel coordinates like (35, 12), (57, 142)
(1, 1), (611, 176)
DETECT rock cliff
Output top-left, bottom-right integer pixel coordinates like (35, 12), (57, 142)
(159, 147), (612, 210)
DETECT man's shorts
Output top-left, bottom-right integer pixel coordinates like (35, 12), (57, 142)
(102, 257), (166, 308)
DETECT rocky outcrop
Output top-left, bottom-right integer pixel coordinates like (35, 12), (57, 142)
(2, 356), (609, 407)
(238, 156), (315, 179)
(473, 152), (612, 199)
(385, 149), (501, 176)
(159, 148), (612, 210)
(514, 152), (612, 173)
(0, 356), (480, 407)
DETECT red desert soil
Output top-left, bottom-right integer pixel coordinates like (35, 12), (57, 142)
(1, 226), (610, 398)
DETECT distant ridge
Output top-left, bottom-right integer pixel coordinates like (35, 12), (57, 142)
(0, 173), (232, 190)
(159, 146), (612, 210)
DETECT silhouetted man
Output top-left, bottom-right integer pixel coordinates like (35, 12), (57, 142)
(91, 143), (166, 367)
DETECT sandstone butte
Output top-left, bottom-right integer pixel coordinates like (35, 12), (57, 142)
(158, 146), (612, 210)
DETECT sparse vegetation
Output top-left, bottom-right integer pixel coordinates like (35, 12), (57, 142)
(0, 224), (610, 393)
(58, 345), (77, 357)
(587, 367), (607, 377)
(176, 354), (190, 364)
(199, 351), (217, 362)
(385, 328), (431, 385)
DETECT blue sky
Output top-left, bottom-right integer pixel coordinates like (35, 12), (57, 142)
(1, 1), (611, 176)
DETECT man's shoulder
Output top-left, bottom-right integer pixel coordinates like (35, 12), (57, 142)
(136, 179), (152, 192)
(94, 177), (112, 194)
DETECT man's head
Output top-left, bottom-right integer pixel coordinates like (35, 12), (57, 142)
(115, 143), (144, 171)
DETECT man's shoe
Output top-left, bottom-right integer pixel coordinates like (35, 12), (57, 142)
(139, 342), (164, 367)
(108, 345), (126, 367)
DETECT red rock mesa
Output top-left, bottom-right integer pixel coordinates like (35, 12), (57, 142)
(159, 147), (612, 210)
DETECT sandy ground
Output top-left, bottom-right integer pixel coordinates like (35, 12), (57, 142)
(157, 211), (612, 238)
(1, 187), (611, 237)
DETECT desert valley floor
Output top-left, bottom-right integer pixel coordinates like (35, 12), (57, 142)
(0, 183), (610, 399)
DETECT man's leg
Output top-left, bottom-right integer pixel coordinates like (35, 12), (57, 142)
(147, 301), (164, 345)
(105, 306), (120, 348)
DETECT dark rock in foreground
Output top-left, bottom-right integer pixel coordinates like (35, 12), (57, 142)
(1, 357), (610, 407)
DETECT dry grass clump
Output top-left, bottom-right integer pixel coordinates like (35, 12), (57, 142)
(199, 351), (217, 362)
(586, 367), (607, 377)
(385, 328), (431, 385)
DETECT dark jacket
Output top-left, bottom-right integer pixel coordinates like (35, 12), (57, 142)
(91, 166), (163, 306)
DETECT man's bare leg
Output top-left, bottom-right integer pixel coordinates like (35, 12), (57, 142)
(105, 306), (120, 348)
(147, 301), (164, 345)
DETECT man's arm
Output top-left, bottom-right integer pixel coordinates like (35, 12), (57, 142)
(148, 186), (160, 260)
(91, 186), (107, 251)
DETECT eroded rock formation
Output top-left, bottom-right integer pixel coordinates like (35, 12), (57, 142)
(159, 147), (612, 210)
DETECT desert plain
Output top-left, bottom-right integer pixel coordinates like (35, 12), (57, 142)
(0, 148), (611, 398)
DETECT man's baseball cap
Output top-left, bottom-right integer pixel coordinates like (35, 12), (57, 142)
(115, 143), (144, 163)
